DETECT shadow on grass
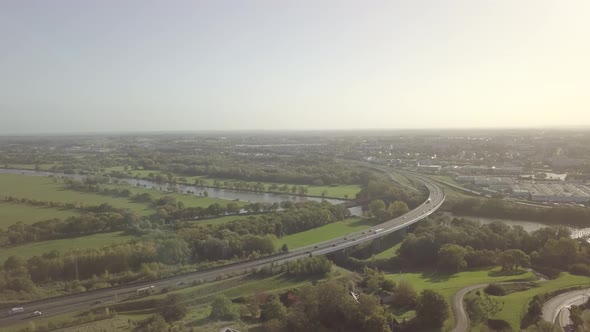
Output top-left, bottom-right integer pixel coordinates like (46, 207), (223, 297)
(239, 272), (323, 285)
(420, 270), (456, 283)
(348, 218), (383, 228)
(487, 269), (528, 278)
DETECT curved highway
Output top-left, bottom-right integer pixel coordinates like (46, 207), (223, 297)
(542, 288), (590, 329)
(0, 165), (444, 327)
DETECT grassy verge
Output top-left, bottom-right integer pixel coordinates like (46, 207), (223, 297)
(384, 267), (536, 331)
(0, 202), (79, 227)
(279, 217), (380, 249)
(0, 231), (137, 263)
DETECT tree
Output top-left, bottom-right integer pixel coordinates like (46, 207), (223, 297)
(210, 295), (239, 321)
(281, 244), (289, 253)
(226, 202), (241, 214)
(160, 294), (187, 322)
(391, 280), (418, 309)
(415, 290), (449, 328)
(144, 314), (170, 332)
(368, 200), (387, 220)
(380, 279), (396, 292)
(260, 296), (287, 321)
(437, 244), (467, 273)
(387, 200), (409, 218)
(499, 249), (530, 271)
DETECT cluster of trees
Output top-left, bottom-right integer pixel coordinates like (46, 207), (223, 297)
(0, 202), (348, 295)
(180, 202), (350, 261)
(168, 156), (365, 186)
(450, 197), (590, 226)
(254, 278), (447, 332)
(394, 216), (590, 278)
(368, 199), (410, 220)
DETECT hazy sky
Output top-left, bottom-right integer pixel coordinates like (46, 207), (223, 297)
(1, 1), (589, 133)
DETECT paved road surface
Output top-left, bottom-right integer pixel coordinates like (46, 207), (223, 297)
(0, 165), (444, 327)
(451, 283), (489, 332)
(542, 288), (590, 328)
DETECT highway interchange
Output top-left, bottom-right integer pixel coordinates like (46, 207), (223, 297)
(0, 167), (444, 327)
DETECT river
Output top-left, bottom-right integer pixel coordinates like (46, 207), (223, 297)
(446, 213), (590, 239)
(0, 168), (362, 215)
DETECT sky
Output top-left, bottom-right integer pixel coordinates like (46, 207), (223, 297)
(1, 0), (589, 134)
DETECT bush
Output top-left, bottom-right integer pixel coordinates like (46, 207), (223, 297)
(484, 283), (505, 296)
(487, 319), (511, 331)
(570, 263), (590, 277)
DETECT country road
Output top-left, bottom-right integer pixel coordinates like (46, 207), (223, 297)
(0, 165), (445, 327)
(451, 283), (490, 332)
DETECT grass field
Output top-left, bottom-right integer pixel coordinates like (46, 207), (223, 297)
(279, 217), (380, 249)
(0, 174), (154, 215)
(385, 267), (536, 331)
(0, 202), (79, 227)
(105, 166), (361, 199)
(490, 272), (590, 329)
(0, 231), (137, 263)
(0, 174), (238, 219)
(372, 242), (402, 260)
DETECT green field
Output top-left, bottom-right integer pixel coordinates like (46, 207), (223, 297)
(490, 272), (590, 329)
(385, 267), (536, 330)
(0, 174), (154, 215)
(105, 166), (361, 199)
(0, 174), (238, 219)
(0, 231), (136, 263)
(372, 242), (402, 260)
(0, 202), (79, 227)
(279, 217), (380, 249)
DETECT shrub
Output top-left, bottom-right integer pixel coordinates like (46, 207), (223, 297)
(484, 283), (505, 296)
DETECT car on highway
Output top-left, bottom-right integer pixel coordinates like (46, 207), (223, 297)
(93, 300), (103, 304)
(30, 311), (42, 317)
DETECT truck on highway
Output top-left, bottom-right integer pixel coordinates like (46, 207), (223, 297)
(137, 285), (156, 295)
(373, 228), (384, 233)
(8, 307), (24, 315)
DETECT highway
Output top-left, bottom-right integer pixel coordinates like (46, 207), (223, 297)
(0, 166), (444, 327)
(542, 288), (590, 329)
